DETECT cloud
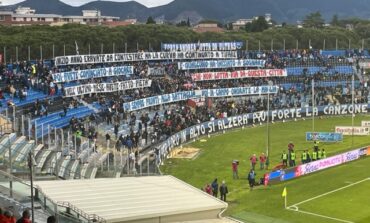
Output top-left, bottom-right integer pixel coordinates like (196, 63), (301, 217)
(1, 0), (174, 7)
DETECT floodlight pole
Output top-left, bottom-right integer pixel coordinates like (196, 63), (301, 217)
(312, 79), (315, 132)
(28, 152), (35, 223)
(351, 73), (355, 149)
(7, 134), (13, 198)
(266, 81), (273, 158)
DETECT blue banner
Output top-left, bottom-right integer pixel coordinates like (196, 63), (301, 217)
(178, 59), (265, 70)
(306, 132), (343, 142)
(162, 41), (244, 51)
(123, 86), (278, 111)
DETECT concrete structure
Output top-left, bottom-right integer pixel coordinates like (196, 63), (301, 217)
(193, 23), (224, 33)
(232, 13), (272, 30)
(0, 7), (120, 26)
(35, 176), (228, 223)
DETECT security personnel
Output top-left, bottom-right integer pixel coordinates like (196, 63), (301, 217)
(31, 64), (36, 76)
(301, 150), (307, 164)
(314, 140), (320, 152)
(290, 151), (296, 166)
(281, 151), (288, 167)
(312, 150), (318, 161)
(317, 149), (322, 160)
(322, 149), (326, 158)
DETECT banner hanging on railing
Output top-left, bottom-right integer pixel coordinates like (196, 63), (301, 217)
(178, 59), (266, 70)
(148, 67), (166, 76)
(54, 51), (238, 66)
(305, 132), (343, 142)
(52, 66), (134, 83)
(64, 79), (152, 97)
(335, 126), (369, 135)
(191, 69), (287, 81)
(123, 85), (278, 111)
(161, 41), (244, 51)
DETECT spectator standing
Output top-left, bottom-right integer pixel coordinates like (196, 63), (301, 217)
(259, 153), (266, 170)
(0, 208), (6, 222)
(205, 184), (213, 195)
(3, 210), (16, 223)
(105, 133), (111, 149)
(248, 169), (256, 191)
(211, 178), (219, 198)
(232, 160), (239, 179)
(114, 124), (119, 139)
(16, 210), (31, 223)
(47, 216), (56, 223)
(219, 181), (228, 202)
(250, 154), (257, 170)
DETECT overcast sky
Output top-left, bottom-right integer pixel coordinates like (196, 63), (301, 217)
(2, 0), (174, 7)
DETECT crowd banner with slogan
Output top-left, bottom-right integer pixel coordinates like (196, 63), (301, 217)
(161, 41), (244, 51)
(305, 132), (343, 142)
(191, 69), (287, 81)
(64, 79), (152, 97)
(361, 121), (370, 127)
(153, 104), (369, 166)
(54, 51), (238, 66)
(335, 126), (370, 135)
(123, 85), (278, 111)
(178, 59), (266, 70)
(148, 67), (166, 76)
(52, 66), (134, 83)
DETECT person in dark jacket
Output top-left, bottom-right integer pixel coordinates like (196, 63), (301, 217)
(219, 180), (228, 202)
(211, 178), (219, 198)
(16, 210), (31, 223)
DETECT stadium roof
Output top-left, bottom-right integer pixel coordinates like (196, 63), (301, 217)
(35, 176), (228, 223)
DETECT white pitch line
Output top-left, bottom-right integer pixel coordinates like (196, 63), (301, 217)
(289, 177), (370, 207)
(291, 209), (354, 223)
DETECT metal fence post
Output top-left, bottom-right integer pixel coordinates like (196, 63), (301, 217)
(28, 118), (31, 140)
(21, 115), (25, 136)
(48, 125), (51, 147)
(41, 124), (44, 145)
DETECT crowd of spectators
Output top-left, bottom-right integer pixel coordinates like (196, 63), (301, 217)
(0, 49), (368, 154)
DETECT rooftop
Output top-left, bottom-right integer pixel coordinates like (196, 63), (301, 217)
(35, 176), (227, 223)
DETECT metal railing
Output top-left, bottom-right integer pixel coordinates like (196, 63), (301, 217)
(56, 201), (107, 223)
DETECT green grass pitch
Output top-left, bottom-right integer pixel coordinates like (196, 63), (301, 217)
(161, 115), (370, 223)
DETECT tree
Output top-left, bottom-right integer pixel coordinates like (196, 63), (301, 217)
(303, 11), (324, 28)
(245, 16), (269, 32)
(146, 16), (156, 24)
(176, 21), (188, 27)
(187, 17), (191, 27)
(331, 14), (340, 27)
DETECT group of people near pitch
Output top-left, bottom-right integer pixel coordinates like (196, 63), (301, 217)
(232, 153), (269, 191)
(203, 141), (328, 201)
(281, 141), (326, 167)
(203, 179), (229, 202)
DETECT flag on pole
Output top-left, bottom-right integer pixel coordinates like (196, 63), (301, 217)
(282, 187), (287, 197)
(75, 40), (80, 55)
